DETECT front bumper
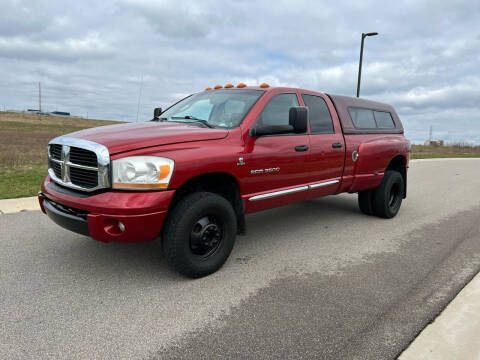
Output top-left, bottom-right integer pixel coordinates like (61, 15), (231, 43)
(39, 176), (175, 243)
(42, 197), (90, 236)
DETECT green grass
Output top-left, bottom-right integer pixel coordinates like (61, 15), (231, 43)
(410, 144), (480, 159)
(411, 153), (480, 159)
(0, 111), (119, 199)
(0, 164), (47, 199)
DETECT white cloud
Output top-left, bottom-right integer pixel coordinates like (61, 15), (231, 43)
(0, 33), (112, 61)
(0, 0), (479, 143)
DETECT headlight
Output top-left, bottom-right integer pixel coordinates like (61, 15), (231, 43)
(112, 156), (174, 190)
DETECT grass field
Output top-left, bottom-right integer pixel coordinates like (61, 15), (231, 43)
(0, 111), (479, 199)
(0, 112), (119, 199)
(410, 144), (480, 159)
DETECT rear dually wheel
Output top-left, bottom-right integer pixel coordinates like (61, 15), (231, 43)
(372, 170), (404, 219)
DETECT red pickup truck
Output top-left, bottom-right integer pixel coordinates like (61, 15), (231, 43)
(39, 84), (410, 277)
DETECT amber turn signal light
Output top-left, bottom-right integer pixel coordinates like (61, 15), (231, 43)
(112, 183), (168, 189)
(158, 165), (171, 180)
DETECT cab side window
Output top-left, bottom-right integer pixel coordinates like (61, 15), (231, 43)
(302, 94), (334, 134)
(257, 93), (299, 126)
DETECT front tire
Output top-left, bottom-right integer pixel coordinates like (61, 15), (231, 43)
(372, 170), (404, 219)
(162, 192), (237, 278)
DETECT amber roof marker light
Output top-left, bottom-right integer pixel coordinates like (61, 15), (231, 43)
(214, 85), (223, 89)
(237, 83), (246, 88)
(205, 87), (212, 91)
(260, 83), (270, 88)
(224, 83), (234, 88)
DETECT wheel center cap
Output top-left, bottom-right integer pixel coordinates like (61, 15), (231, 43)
(201, 224), (220, 247)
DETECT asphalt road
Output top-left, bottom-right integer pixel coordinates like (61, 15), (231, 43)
(1, 159), (480, 360)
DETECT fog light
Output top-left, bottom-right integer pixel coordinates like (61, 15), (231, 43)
(104, 219), (125, 236)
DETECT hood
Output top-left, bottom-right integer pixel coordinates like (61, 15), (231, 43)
(67, 121), (229, 155)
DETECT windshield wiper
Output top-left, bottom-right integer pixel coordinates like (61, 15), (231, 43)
(171, 116), (214, 128)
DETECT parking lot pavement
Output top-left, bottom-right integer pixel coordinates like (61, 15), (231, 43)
(1, 159), (480, 359)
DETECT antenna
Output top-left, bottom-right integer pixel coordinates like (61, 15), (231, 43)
(38, 82), (42, 113)
(136, 74), (143, 122)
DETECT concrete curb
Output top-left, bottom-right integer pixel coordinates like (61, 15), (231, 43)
(399, 271), (480, 359)
(0, 196), (39, 214)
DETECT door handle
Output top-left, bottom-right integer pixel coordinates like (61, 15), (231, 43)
(332, 142), (343, 148)
(295, 145), (309, 152)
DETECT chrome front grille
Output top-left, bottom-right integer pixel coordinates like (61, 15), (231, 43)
(47, 137), (110, 192)
(70, 147), (98, 167)
(70, 166), (98, 188)
(50, 144), (62, 160)
(50, 160), (62, 178)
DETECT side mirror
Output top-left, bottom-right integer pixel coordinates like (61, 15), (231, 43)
(153, 107), (162, 120)
(250, 124), (294, 137)
(289, 106), (308, 133)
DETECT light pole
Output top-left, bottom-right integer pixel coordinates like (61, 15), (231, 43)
(356, 32), (378, 97)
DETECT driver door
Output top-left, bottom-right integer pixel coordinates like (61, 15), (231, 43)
(242, 92), (311, 212)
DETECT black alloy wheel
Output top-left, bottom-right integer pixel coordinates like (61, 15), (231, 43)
(162, 192), (237, 278)
(190, 215), (224, 257)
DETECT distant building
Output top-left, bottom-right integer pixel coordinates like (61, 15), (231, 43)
(25, 109), (71, 116)
(424, 140), (444, 146)
(50, 111), (71, 117)
(26, 109), (48, 115)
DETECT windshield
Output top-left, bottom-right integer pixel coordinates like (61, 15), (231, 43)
(159, 90), (264, 128)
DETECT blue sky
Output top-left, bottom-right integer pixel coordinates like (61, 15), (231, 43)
(1, 0), (479, 144)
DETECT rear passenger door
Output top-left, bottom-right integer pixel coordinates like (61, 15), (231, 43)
(301, 94), (345, 197)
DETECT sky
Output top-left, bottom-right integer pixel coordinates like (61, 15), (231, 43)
(1, 0), (479, 144)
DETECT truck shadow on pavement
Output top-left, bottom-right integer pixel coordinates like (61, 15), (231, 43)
(57, 194), (361, 280)
(243, 194), (361, 240)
